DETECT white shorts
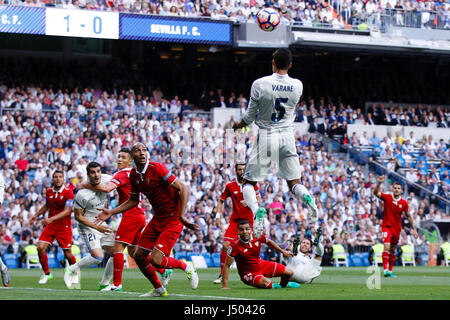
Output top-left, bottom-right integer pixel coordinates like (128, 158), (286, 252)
(78, 223), (115, 251)
(244, 128), (301, 182)
(288, 258), (322, 284)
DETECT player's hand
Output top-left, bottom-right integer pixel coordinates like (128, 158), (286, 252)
(240, 200), (248, 208)
(377, 175), (385, 183)
(78, 182), (89, 190)
(97, 208), (113, 221)
(180, 217), (201, 231)
(282, 250), (294, 258)
(96, 224), (113, 234)
(41, 218), (52, 227)
(411, 229), (419, 239)
(29, 216), (36, 225)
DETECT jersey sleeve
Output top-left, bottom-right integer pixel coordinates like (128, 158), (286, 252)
(111, 171), (126, 188)
(254, 184), (260, 196)
(380, 193), (390, 201)
(220, 184), (231, 201)
(260, 233), (267, 244)
(73, 192), (86, 210)
(64, 189), (74, 208)
(156, 162), (177, 185)
(227, 244), (238, 258)
(241, 80), (260, 125)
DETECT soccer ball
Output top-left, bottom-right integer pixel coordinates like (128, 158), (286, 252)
(257, 8), (281, 32)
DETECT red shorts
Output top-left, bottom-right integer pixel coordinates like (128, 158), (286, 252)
(38, 224), (72, 249)
(138, 219), (183, 256)
(224, 219), (254, 242)
(240, 260), (286, 288)
(382, 226), (399, 246)
(115, 214), (146, 246)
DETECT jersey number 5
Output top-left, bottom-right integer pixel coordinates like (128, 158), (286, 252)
(271, 98), (287, 122)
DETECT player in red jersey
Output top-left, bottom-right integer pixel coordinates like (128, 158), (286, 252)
(97, 142), (200, 297)
(374, 175), (418, 278)
(29, 170), (77, 284)
(79, 147), (148, 292)
(222, 219), (296, 289)
(213, 163), (261, 284)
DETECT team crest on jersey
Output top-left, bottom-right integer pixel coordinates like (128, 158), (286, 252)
(244, 249), (248, 253)
(60, 196), (64, 200)
(399, 204), (402, 208)
(255, 241), (259, 247)
(49, 196), (53, 199)
(234, 191), (238, 194)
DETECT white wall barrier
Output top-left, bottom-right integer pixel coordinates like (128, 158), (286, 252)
(347, 124), (450, 142)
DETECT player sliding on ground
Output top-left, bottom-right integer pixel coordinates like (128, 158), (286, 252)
(232, 48), (318, 239)
(285, 227), (323, 285)
(64, 162), (115, 289)
(213, 163), (260, 284)
(374, 175), (418, 278)
(221, 219), (299, 289)
(97, 142), (199, 297)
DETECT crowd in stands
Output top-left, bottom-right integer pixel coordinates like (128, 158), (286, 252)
(1, 0), (449, 30)
(0, 82), (448, 268)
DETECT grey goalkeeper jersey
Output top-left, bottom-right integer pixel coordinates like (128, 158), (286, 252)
(241, 73), (303, 130)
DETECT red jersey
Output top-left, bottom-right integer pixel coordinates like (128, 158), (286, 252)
(45, 186), (74, 228)
(380, 193), (409, 236)
(228, 234), (267, 276)
(110, 168), (145, 217)
(220, 179), (259, 222)
(130, 161), (179, 224)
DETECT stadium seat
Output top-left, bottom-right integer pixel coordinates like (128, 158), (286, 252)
(360, 252), (370, 266)
(212, 252), (221, 267)
(401, 245), (416, 267)
(3, 253), (18, 268)
(332, 244), (349, 267)
(440, 242), (450, 267)
(349, 254), (363, 267)
(191, 255), (208, 269)
(201, 252), (213, 267)
(47, 253), (59, 269)
(372, 243), (384, 266)
(24, 245), (41, 269)
(174, 251), (188, 261)
(187, 252), (197, 261)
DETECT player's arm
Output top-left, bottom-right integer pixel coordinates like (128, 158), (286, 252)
(42, 200), (73, 227)
(97, 193), (140, 221)
(233, 82), (259, 131)
(79, 181), (117, 193)
(404, 208), (418, 238)
(29, 203), (48, 225)
(171, 179), (200, 232)
(74, 207), (112, 234)
(373, 175), (385, 199)
(215, 198), (224, 227)
(266, 238), (294, 258)
(222, 255), (234, 289)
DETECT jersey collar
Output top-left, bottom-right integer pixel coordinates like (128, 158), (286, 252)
(52, 185), (65, 194)
(136, 161), (149, 181)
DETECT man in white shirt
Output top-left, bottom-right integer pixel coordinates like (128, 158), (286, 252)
(232, 48), (318, 238)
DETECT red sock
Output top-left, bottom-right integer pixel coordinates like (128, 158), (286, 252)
(146, 256), (165, 274)
(264, 282), (273, 289)
(220, 250), (227, 275)
(382, 251), (389, 271)
(160, 256), (187, 271)
(113, 253), (124, 287)
(388, 253), (396, 272)
(67, 255), (76, 265)
(138, 261), (162, 289)
(38, 251), (49, 274)
(280, 275), (291, 288)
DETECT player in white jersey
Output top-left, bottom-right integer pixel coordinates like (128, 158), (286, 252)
(284, 227), (323, 285)
(64, 162), (115, 289)
(0, 173), (11, 287)
(232, 48), (319, 238)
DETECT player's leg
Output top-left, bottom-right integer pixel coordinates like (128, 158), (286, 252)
(133, 247), (167, 297)
(214, 240), (231, 284)
(36, 241), (53, 284)
(382, 227), (392, 276)
(254, 275), (274, 289)
(56, 228), (77, 267)
(62, 249), (77, 266)
(286, 177), (318, 223)
(99, 245), (115, 290)
(388, 236), (399, 277)
(0, 257), (11, 287)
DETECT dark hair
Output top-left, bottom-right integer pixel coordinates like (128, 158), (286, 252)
(120, 147), (132, 154)
(52, 170), (64, 178)
(393, 181), (403, 189)
(238, 219), (251, 227)
(86, 161), (102, 174)
(235, 163), (245, 170)
(304, 237), (313, 247)
(273, 48), (292, 70)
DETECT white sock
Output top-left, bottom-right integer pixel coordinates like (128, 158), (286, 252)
(242, 183), (259, 218)
(313, 243), (324, 257)
(100, 257), (114, 286)
(292, 183), (309, 200)
(72, 255), (103, 270)
(0, 258), (6, 271)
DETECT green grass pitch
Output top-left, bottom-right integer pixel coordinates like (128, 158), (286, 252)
(1, 266), (449, 300)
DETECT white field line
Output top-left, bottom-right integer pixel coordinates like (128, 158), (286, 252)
(0, 286), (250, 300)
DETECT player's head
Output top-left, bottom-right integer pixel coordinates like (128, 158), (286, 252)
(392, 181), (403, 197)
(52, 170), (65, 188)
(235, 163), (246, 179)
(299, 238), (313, 254)
(272, 48), (292, 72)
(237, 219), (252, 242)
(117, 147), (133, 170)
(131, 142), (148, 167)
(86, 161), (102, 185)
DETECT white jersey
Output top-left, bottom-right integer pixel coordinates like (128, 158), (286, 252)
(74, 174), (112, 224)
(241, 73), (303, 130)
(286, 252), (322, 284)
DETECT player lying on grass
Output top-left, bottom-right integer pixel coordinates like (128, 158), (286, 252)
(221, 219), (299, 289)
(285, 227), (323, 285)
(64, 162), (115, 289)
